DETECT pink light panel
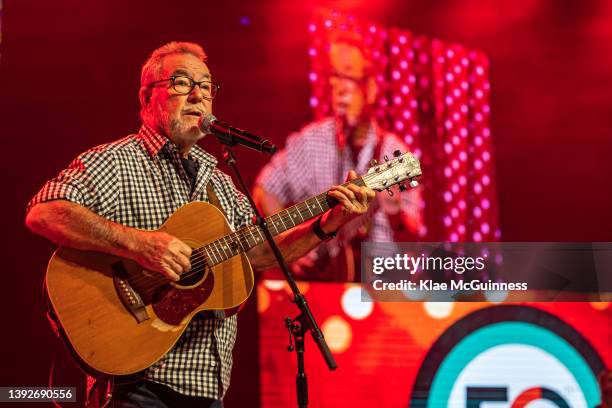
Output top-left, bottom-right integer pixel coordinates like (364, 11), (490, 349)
(308, 10), (500, 242)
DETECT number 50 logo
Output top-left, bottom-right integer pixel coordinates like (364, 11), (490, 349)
(410, 306), (604, 408)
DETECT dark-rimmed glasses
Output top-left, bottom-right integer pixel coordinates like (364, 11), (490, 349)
(147, 75), (220, 100)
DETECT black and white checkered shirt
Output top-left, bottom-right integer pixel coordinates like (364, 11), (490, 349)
(28, 125), (253, 399)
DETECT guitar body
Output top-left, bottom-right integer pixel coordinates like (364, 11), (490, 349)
(45, 201), (254, 376)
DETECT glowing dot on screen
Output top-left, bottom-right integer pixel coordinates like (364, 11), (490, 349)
(475, 112), (484, 122)
(263, 279), (286, 291)
(308, 48), (317, 57)
(394, 95), (403, 105)
(446, 73), (454, 82)
(450, 233), (459, 242)
(308, 72), (317, 82)
(376, 74), (384, 83)
(410, 100), (418, 109)
(445, 96), (454, 105)
(451, 208), (459, 218)
(446, 49), (455, 58)
(460, 127), (468, 137)
(461, 57), (469, 67)
(474, 136), (483, 146)
(391, 45), (400, 55)
(458, 175), (467, 186)
(444, 142), (453, 154)
(392, 70), (401, 80)
(484, 81), (491, 91)
(454, 65), (462, 74)
(483, 151), (491, 162)
(474, 159), (483, 170)
(451, 159), (460, 170)
(473, 207), (482, 218)
(590, 302), (610, 311)
(483, 104), (490, 113)
(458, 225), (466, 234)
(402, 110), (411, 119)
(460, 104), (468, 114)
(444, 216), (452, 227)
(424, 302), (454, 319)
(481, 198), (491, 210)
(475, 89), (484, 99)
(453, 112), (461, 121)
(408, 74), (416, 84)
(257, 286), (271, 313)
(309, 97), (318, 108)
(482, 175), (490, 186)
(444, 166), (452, 178)
(395, 120), (404, 131)
(451, 183), (459, 193)
(419, 54), (429, 64)
(474, 182), (483, 194)
(453, 88), (461, 98)
(308, 23), (317, 32)
(400, 60), (408, 70)
(452, 135), (461, 146)
(481, 222), (490, 234)
(369, 25), (377, 33)
(399, 35), (407, 44)
(405, 134), (414, 144)
(483, 128), (491, 137)
(407, 50), (415, 59)
(458, 200), (466, 210)
(341, 286), (374, 320)
(413, 147), (422, 159)
(473, 231), (482, 242)
(495, 228), (502, 240)
(444, 191), (453, 202)
(476, 66), (485, 76)
(461, 81), (469, 90)
(322, 316), (353, 353)
(445, 120), (453, 130)
(459, 151), (467, 161)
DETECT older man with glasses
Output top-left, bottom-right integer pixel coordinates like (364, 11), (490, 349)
(26, 41), (376, 407)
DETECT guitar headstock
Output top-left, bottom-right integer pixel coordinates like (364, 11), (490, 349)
(362, 150), (422, 192)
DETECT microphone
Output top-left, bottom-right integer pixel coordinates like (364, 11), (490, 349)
(199, 114), (277, 154)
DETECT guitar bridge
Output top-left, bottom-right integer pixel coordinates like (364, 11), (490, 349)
(111, 262), (149, 323)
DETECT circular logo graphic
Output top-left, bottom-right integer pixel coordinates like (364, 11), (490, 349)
(410, 305), (604, 407)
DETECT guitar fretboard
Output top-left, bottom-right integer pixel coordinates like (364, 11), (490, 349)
(199, 178), (366, 266)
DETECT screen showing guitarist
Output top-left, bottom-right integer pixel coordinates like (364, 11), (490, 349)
(25, 41), (376, 408)
(254, 35), (424, 281)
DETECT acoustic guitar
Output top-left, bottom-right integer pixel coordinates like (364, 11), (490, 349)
(44, 151), (421, 377)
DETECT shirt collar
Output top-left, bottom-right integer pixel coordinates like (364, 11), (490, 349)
(137, 124), (218, 168)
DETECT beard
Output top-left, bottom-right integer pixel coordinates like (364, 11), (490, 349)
(149, 104), (203, 144)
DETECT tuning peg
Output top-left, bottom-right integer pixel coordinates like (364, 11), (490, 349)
(393, 150), (402, 157)
(409, 180), (419, 188)
(384, 155), (390, 162)
(386, 188), (394, 196)
(370, 159), (378, 166)
(399, 183), (407, 192)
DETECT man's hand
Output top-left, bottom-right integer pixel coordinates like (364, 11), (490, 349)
(130, 230), (192, 281)
(322, 170), (376, 233)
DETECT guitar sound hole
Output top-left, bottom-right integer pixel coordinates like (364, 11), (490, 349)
(177, 249), (207, 286)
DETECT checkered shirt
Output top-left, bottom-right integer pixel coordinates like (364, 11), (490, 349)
(256, 117), (423, 261)
(28, 124), (254, 399)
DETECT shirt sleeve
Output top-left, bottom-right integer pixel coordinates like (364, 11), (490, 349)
(26, 147), (119, 217)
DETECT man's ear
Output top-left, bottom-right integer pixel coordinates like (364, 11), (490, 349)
(366, 77), (378, 105)
(139, 86), (152, 108)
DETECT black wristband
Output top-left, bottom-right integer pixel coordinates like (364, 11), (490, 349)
(312, 216), (338, 241)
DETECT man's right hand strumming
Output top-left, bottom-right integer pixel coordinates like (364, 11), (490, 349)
(129, 230), (192, 281)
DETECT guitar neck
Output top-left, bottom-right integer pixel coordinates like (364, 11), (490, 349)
(199, 178), (366, 266)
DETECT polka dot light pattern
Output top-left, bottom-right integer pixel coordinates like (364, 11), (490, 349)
(308, 10), (500, 241)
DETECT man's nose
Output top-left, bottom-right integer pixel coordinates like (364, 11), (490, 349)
(188, 85), (205, 102)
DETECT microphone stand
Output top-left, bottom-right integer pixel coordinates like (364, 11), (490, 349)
(219, 145), (337, 408)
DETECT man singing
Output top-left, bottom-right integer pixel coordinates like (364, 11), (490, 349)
(26, 41), (375, 407)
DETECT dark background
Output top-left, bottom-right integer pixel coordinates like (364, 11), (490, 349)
(1, 0), (611, 406)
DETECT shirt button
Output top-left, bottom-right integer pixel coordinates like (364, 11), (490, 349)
(210, 361), (217, 367)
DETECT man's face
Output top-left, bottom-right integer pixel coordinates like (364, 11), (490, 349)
(143, 53), (213, 147)
(329, 43), (372, 127)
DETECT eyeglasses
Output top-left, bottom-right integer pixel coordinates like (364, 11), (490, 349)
(328, 72), (368, 88)
(147, 75), (220, 100)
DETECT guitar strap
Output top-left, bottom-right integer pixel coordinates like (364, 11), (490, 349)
(206, 182), (224, 214)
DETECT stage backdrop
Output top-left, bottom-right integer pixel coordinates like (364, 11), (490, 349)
(258, 280), (610, 407)
(308, 10), (500, 243)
